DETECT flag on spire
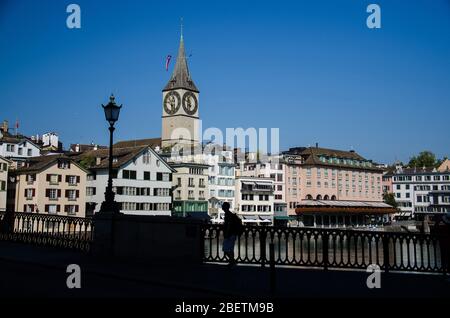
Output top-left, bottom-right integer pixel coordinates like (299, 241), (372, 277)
(165, 55), (172, 71)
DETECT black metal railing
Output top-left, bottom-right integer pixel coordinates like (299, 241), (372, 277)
(202, 224), (448, 274)
(0, 211), (93, 252)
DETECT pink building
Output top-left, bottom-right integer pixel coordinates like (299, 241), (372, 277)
(283, 146), (383, 216)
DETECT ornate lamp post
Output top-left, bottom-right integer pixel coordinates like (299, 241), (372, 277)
(99, 94), (122, 214)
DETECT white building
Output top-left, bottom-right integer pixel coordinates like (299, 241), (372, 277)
(77, 146), (175, 216)
(0, 122), (41, 169)
(201, 150), (236, 218)
(387, 165), (450, 219)
(234, 176), (275, 225)
(238, 158), (287, 222)
(0, 156), (11, 211)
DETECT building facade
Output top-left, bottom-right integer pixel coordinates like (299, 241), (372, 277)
(234, 176), (275, 225)
(0, 156), (11, 211)
(0, 121), (41, 169)
(238, 159), (287, 222)
(282, 146), (384, 216)
(387, 166), (450, 219)
(9, 155), (87, 217)
(170, 162), (209, 217)
(77, 146), (174, 216)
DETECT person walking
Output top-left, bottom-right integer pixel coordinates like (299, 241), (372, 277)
(222, 202), (243, 267)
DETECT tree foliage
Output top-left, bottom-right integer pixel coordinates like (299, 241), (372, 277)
(383, 192), (398, 209)
(408, 151), (439, 168)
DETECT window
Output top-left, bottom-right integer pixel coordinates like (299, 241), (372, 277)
(66, 175), (79, 185)
(87, 173), (97, 181)
(65, 205), (79, 215)
(6, 144), (15, 152)
(188, 178), (195, 187)
(25, 188), (34, 199)
(27, 149), (32, 156)
(86, 187), (96, 196)
(144, 171), (151, 180)
(142, 153), (151, 164)
(277, 185), (283, 191)
(45, 204), (59, 214)
(123, 170), (137, 180)
(396, 184), (401, 190)
(156, 172), (171, 181)
(47, 174), (61, 184)
(188, 190), (194, 199)
(26, 174), (36, 184)
(46, 189), (60, 200)
(0, 181), (6, 191)
(406, 193), (410, 198)
(66, 190), (78, 200)
(18, 148), (23, 155)
(58, 161), (70, 169)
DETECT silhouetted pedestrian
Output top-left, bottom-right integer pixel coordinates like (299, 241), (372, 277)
(222, 202), (243, 267)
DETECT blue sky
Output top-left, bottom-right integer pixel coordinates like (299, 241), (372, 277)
(1, 0), (449, 164)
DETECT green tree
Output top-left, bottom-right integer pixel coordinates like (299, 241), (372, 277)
(408, 151), (438, 168)
(79, 155), (96, 169)
(383, 192), (398, 209)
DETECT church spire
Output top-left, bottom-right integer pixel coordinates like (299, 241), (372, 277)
(163, 22), (199, 93)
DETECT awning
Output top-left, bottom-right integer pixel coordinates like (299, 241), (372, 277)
(243, 215), (258, 220)
(259, 217), (272, 223)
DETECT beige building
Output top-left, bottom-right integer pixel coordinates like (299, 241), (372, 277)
(283, 146), (383, 215)
(169, 162), (209, 217)
(0, 156), (11, 211)
(9, 154), (87, 217)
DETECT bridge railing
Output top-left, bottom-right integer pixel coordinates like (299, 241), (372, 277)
(0, 211), (93, 252)
(202, 224), (448, 274)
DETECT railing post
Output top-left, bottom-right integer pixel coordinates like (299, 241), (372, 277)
(260, 228), (267, 268)
(323, 231), (329, 270)
(0, 210), (15, 235)
(269, 242), (276, 295)
(383, 235), (390, 273)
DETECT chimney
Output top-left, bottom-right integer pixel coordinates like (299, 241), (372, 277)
(1, 120), (8, 133)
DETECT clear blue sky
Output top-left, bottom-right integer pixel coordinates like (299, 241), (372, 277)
(1, 0), (449, 164)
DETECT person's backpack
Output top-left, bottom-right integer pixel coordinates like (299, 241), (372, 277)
(232, 213), (245, 236)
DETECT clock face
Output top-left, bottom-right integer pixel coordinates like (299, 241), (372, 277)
(163, 91), (181, 115)
(182, 91), (198, 115)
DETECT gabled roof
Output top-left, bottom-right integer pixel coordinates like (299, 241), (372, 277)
(15, 154), (87, 174)
(162, 35), (199, 93)
(288, 146), (382, 172)
(75, 145), (175, 172)
(114, 138), (161, 149)
(0, 131), (41, 149)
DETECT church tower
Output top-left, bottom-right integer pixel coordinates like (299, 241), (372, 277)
(161, 28), (200, 149)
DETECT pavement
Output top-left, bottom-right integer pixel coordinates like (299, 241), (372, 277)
(0, 241), (449, 298)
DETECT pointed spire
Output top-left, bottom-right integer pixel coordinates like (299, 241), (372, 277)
(163, 21), (199, 93)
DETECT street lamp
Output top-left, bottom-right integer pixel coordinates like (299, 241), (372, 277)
(99, 94), (122, 214)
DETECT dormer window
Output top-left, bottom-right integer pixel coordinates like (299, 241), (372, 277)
(58, 160), (70, 169)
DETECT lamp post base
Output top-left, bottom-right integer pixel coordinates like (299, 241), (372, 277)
(99, 190), (122, 215)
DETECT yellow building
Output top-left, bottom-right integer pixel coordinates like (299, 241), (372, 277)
(9, 154), (87, 217)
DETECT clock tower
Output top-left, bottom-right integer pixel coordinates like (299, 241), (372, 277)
(161, 31), (200, 149)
